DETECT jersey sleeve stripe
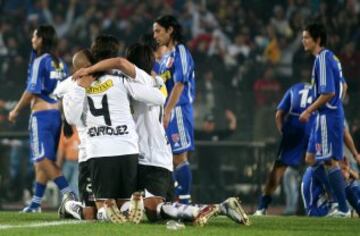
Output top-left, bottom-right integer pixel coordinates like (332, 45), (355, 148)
(178, 45), (188, 78)
(30, 53), (48, 85)
(319, 51), (326, 87)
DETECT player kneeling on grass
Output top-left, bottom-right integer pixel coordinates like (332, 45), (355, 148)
(302, 156), (360, 217)
(58, 37), (169, 223)
(63, 42), (250, 226)
(54, 49), (99, 220)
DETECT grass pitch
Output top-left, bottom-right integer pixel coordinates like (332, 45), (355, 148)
(0, 211), (358, 236)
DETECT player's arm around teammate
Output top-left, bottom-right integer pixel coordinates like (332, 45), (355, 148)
(73, 46), (166, 106)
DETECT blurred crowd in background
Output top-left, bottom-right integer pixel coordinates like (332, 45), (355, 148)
(1, 0), (360, 135)
(0, 0), (360, 210)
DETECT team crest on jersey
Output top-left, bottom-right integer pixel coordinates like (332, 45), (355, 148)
(166, 56), (174, 68)
(50, 62), (66, 80)
(51, 61), (65, 70)
(86, 79), (113, 94)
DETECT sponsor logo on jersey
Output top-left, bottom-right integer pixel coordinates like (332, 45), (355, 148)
(88, 125), (128, 137)
(51, 61), (65, 70)
(86, 79), (114, 94)
(50, 70), (67, 80)
(50, 62), (66, 80)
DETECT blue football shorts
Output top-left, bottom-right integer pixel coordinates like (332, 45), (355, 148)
(307, 113), (344, 161)
(29, 110), (61, 162)
(166, 104), (194, 155)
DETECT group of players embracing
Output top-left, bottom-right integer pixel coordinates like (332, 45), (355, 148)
(53, 15), (250, 227)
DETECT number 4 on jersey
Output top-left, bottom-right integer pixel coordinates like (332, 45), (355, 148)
(87, 95), (112, 126)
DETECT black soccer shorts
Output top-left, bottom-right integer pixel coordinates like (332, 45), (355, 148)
(137, 164), (173, 199)
(89, 154), (138, 199)
(78, 161), (96, 207)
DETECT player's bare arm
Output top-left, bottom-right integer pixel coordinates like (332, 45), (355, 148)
(341, 81), (348, 101)
(163, 82), (184, 128)
(76, 75), (96, 88)
(73, 57), (136, 79)
(275, 110), (285, 134)
(8, 91), (34, 123)
(299, 93), (334, 123)
(343, 126), (359, 161)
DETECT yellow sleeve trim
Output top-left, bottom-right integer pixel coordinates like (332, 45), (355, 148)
(160, 85), (168, 98)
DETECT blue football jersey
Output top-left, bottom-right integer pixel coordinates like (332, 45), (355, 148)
(26, 50), (68, 103)
(153, 60), (161, 75)
(277, 82), (313, 135)
(311, 49), (344, 115)
(157, 44), (195, 106)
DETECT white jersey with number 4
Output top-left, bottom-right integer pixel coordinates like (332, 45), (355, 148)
(62, 66), (166, 161)
(84, 74), (139, 159)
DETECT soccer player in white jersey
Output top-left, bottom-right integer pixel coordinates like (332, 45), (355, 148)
(64, 36), (167, 223)
(74, 42), (250, 226)
(74, 43), (172, 222)
(57, 46), (165, 223)
(56, 48), (136, 221)
(54, 49), (98, 220)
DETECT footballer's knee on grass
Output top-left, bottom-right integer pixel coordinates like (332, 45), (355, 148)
(95, 200), (105, 209)
(83, 206), (97, 220)
(116, 199), (129, 209)
(144, 196), (164, 222)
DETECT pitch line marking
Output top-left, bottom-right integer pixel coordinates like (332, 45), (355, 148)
(0, 220), (86, 230)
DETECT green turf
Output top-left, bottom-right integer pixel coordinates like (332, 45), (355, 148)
(0, 212), (358, 236)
